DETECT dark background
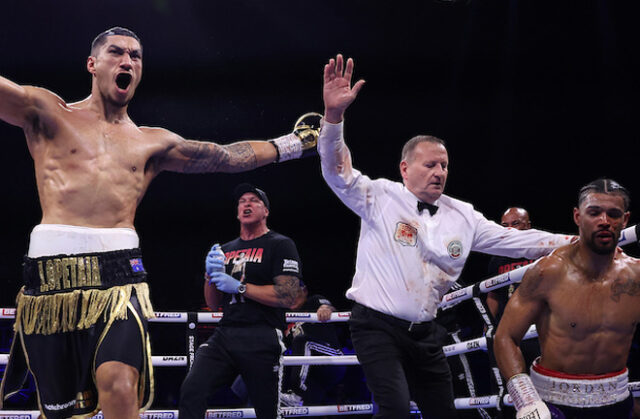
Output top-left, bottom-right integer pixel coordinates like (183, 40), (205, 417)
(1, 0), (639, 311)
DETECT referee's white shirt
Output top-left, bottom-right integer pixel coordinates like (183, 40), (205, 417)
(318, 121), (573, 323)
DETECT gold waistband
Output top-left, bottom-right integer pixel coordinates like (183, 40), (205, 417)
(14, 282), (155, 335)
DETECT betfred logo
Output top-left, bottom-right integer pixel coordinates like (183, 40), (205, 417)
(280, 407), (309, 415)
(469, 397), (491, 406)
(211, 313), (224, 319)
(337, 313), (351, 318)
(483, 276), (510, 289)
(337, 404), (373, 412)
(1, 308), (16, 316)
(140, 413), (177, 419)
(0, 414), (31, 419)
(206, 411), (243, 418)
(444, 289), (466, 302)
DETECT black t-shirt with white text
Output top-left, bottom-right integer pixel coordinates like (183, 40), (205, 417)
(219, 230), (302, 330)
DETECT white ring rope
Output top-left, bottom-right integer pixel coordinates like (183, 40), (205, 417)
(0, 324), (536, 368)
(440, 224), (638, 309)
(0, 404), (376, 418)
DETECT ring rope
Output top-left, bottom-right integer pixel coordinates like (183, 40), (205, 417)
(0, 224), (637, 417)
(440, 224), (638, 309)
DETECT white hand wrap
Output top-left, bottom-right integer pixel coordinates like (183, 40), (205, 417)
(270, 133), (303, 162)
(507, 374), (551, 419)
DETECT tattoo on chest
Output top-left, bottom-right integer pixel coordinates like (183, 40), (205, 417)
(610, 276), (640, 302)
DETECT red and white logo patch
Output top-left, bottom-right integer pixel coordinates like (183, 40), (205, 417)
(447, 240), (463, 259)
(394, 222), (418, 247)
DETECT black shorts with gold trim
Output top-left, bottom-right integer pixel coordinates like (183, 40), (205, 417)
(0, 248), (155, 419)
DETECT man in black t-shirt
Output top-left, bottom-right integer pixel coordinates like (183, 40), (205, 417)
(179, 183), (306, 419)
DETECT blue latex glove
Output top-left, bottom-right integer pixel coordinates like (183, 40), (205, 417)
(209, 272), (242, 294)
(205, 244), (225, 276)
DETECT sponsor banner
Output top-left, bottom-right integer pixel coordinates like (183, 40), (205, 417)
(161, 356), (185, 362)
(153, 312), (184, 318)
(286, 313), (312, 319)
(443, 345), (457, 354)
(150, 312), (187, 323)
(481, 275), (511, 290)
(468, 397), (492, 407)
(280, 407), (309, 416)
(206, 411), (244, 418)
(1, 308), (16, 317)
(443, 288), (470, 304)
(336, 404), (374, 413)
(466, 340), (481, 351)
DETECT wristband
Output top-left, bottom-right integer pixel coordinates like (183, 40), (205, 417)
(269, 134), (302, 162)
(507, 373), (542, 410)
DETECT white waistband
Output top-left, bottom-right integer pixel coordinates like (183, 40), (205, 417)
(530, 361), (629, 408)
(28, 224), (140, 257)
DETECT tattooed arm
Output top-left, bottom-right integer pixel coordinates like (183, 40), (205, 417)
(242, 275), (305, 309)
(154, 129), (278, 174)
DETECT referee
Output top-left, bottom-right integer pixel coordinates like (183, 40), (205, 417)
(317, 54), (575, 418)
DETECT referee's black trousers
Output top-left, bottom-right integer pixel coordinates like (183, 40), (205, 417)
(349, 303), (458, 419)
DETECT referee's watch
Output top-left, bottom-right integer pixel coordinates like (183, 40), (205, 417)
(237, 283), (247, 295)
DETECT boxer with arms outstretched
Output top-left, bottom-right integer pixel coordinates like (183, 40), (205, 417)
(0, 27), (317, 419)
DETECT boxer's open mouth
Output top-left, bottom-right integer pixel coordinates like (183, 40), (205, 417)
(116, 73), (132, 90)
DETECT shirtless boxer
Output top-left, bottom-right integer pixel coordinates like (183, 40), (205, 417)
(494, 179), (640, 418)
(0, 27), (317, 419)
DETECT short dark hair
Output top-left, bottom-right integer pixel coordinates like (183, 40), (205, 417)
(578, 178), (630, 211)
(401, 135), (446, 163)
(91, 27), (141, 56)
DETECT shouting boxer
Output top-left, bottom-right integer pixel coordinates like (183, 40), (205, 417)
(0, 27), (316, 419)
(495, 179), (640, 418)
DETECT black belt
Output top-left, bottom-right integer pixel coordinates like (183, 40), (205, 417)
(353, 302), (433, 332)
(23, 248), (147, 295)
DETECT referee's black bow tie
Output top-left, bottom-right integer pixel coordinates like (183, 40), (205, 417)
(417, 201), (438, 216)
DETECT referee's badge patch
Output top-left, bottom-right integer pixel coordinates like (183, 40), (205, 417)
(394, 222), (418, 247)
(447, 240), (463, 259)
